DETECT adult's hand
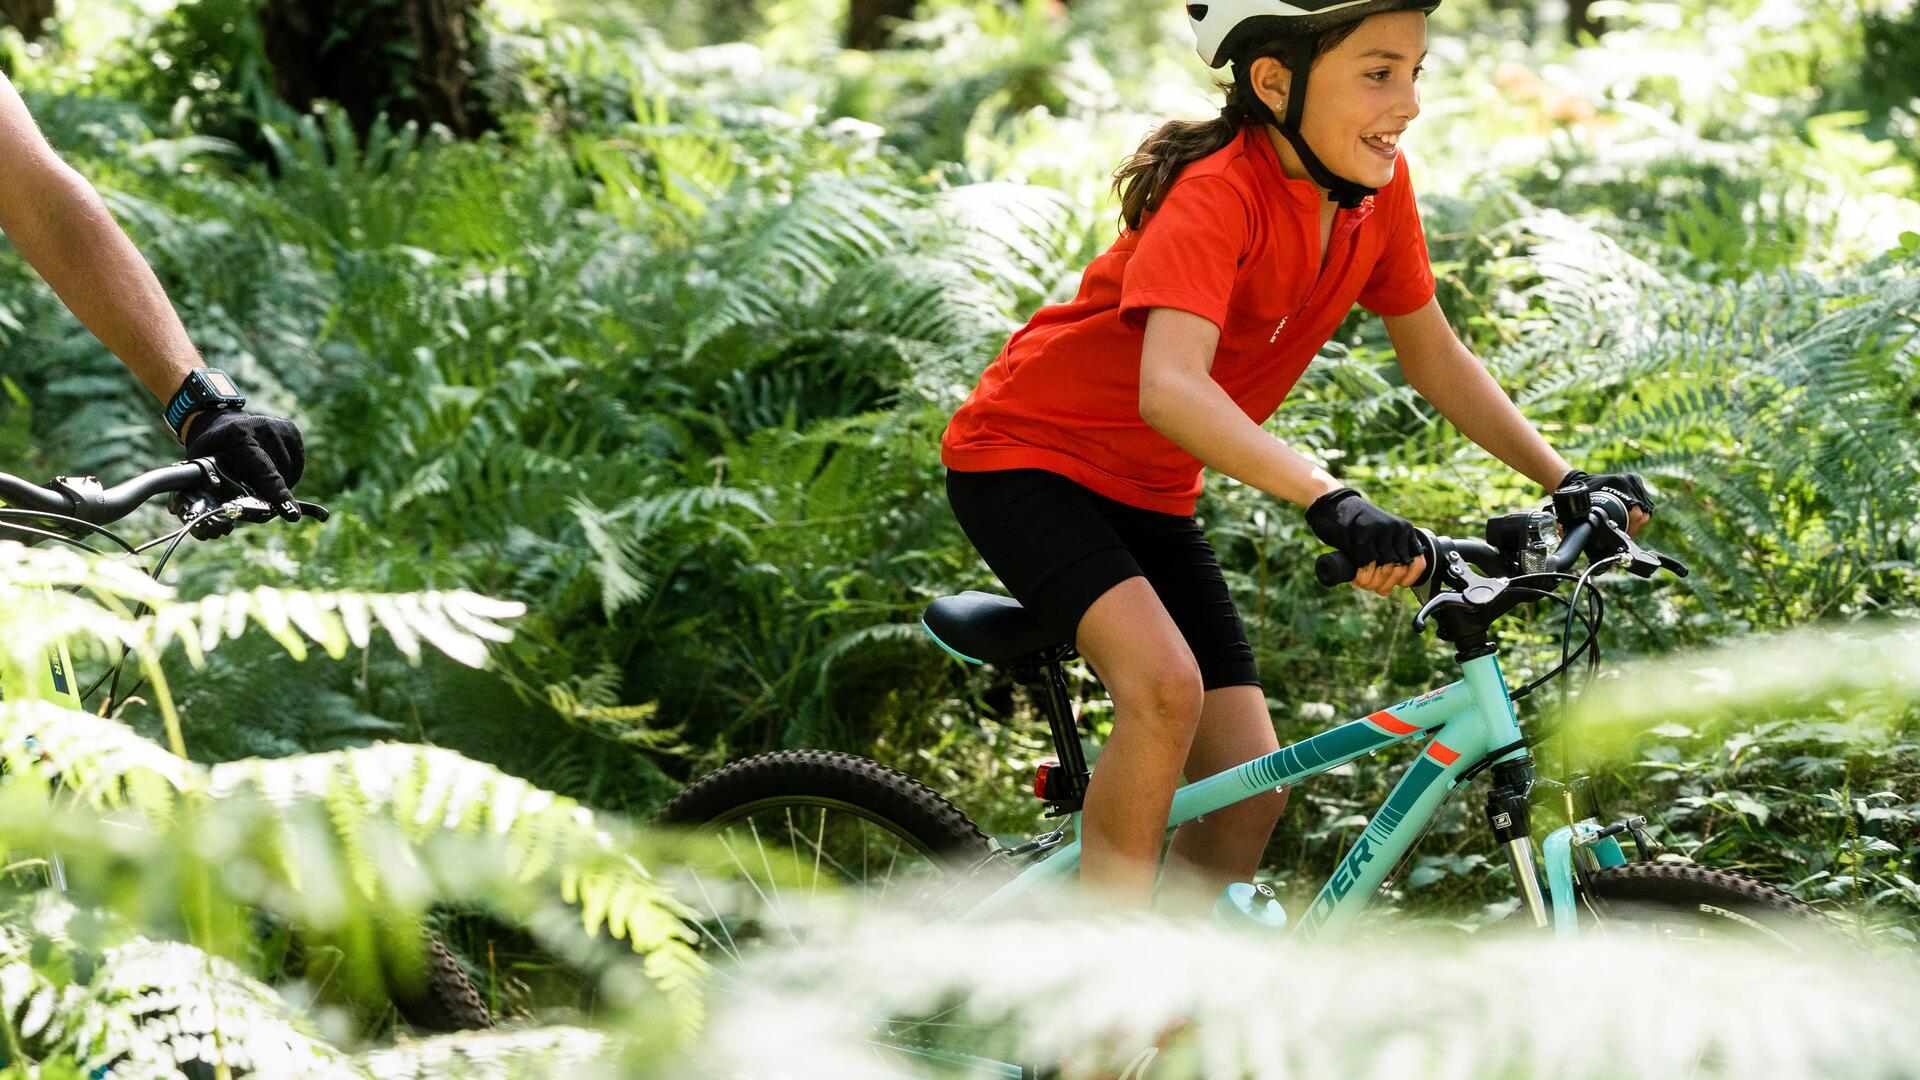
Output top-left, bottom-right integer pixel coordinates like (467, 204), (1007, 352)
(1305, 488), (1427, 597)
(184, 410), (306, 522)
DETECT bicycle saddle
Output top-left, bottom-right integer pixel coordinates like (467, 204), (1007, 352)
(922, 591), (1068, 665)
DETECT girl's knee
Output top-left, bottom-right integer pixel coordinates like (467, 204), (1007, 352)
(1116, 662), (1205, 729)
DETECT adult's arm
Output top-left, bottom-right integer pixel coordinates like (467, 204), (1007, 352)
(0, 72), (203, 417)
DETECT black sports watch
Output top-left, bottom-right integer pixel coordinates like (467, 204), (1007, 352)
(163, 368), (246, 441)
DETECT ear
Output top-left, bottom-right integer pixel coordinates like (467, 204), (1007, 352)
(1247, 55), (1292, 115)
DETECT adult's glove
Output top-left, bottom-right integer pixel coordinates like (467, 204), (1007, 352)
(1304, 488), (1423, 568)
(1558, 469), (1656, 515)
(184, 409), (306, 521)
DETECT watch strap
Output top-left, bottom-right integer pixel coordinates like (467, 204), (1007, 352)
(164, 368), (246, 440)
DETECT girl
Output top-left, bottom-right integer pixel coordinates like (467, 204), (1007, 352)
(941, 0), (1653, 910)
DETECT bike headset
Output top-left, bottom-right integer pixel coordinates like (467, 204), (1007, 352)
(1186, 0), (1441, 209)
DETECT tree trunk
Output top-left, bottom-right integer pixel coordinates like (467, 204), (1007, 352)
(260, 0), (492, 140)
(846, 0), (915, 50)
(1565, 0), (1605, 43)
(0, 0), (54, 41)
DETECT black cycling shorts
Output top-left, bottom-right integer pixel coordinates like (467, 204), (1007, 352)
(945, 468), (1258, 690)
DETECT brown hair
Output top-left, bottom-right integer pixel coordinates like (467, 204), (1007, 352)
(1112, 22), (1364, 231)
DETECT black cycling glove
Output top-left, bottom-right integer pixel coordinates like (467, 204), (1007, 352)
(184, 409), (306, 519)
(1558, 469), (1656, 515)
(1305, 488), (1423, 568)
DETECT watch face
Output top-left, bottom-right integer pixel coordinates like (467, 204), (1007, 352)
(203, 370), (238, 397)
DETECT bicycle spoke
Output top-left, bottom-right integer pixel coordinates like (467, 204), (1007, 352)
(875, 843), (903, 906)
(745, 818), (802, 947)
(688, 868), (746, 963)
(718, 830), (799, 948)
(811, 806), (828, 901)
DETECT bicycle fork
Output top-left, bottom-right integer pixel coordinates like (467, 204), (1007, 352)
(1494, 764), (1653, 935)
(1485, 757), (1551, 928)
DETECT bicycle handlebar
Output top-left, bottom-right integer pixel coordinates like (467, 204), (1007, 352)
(0, 463), (215, 525)
(1313, 490), (1641, 589)
(1313, 535), (1509, 588)
(0, 461), (328, 533)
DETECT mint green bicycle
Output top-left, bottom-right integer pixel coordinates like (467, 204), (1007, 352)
(663, 486), (1822, 1074)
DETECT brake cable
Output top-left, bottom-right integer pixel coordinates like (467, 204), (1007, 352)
(95, 505), (228, 714)
(1453, 552), (1623, 783)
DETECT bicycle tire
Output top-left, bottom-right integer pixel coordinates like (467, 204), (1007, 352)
(1581, 862), (1826, 948)
(660, 750), (1020, 1070)
(390, 928), (494, 1032)
(659, 749), (995, 866)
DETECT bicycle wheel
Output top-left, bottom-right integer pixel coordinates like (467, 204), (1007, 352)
(658, 749), (998, 952)
(1580, 863), (1827, 948)
(390, 929), (494, 1032)
(659, 750), (1021, 1072)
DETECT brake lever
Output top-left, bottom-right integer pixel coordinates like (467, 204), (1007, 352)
(1591, 514), (1667, 579)
(229, 496), (331, 524)
(1413, 591), (1473, 632)
(169, 490), (331, 539)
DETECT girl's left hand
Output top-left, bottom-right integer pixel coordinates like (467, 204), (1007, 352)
(1351, 555), (1427, 598)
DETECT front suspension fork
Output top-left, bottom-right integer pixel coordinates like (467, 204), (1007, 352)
(1486, 758), (1550, 928)
(1491, 766), (1651, 936)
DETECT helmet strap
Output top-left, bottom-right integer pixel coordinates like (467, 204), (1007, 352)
(1234, 45), (1376, 210)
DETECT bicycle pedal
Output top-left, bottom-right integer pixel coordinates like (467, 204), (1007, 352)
(1212, 881), (1288, 930)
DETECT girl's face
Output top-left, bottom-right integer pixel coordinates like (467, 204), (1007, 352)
(1256, 12), (1428, 192)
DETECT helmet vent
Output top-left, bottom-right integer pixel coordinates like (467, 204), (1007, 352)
(1187, 4), (1209, 19)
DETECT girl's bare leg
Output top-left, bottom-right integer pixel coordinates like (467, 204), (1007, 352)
(1072, 576), (1205, 908)
(1160, 683), (1288, 915)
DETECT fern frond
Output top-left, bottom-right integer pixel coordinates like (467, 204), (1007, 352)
(68, 940), (361, 1080)
(683, 177), (906, 360)
(206, 745), (707, 1025)
(0, 701), (198, 815)
(358, 1025), (612, 1080)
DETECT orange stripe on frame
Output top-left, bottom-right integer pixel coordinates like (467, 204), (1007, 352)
(1426, 741), (1462, 766)
(1367, 710), (1420, 735)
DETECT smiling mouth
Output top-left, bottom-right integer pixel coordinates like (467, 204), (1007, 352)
(1361, 131), (1401, 157)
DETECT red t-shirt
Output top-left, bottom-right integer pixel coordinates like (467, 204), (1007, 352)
(941, 125), (1436, 515)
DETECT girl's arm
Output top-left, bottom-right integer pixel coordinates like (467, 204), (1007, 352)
(1139, 307), (1425, 594)
(1382, 298), (1571, 488)
(0, 73), (203, 407)
(1384, 298), (1650, 531)
(1139, 307), (1345, 507)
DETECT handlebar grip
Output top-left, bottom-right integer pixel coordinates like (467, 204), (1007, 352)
(1590, 490), (1632, 529)
(1315, 551), (1357, 587)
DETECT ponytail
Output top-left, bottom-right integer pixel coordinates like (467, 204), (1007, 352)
(1111, 86), (1253, 232)
(1111, 21), (1366, 232)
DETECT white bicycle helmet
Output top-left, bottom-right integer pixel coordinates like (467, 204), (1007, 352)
(1185, 0), (1440, 206)
(1187, 0), (1441, 68)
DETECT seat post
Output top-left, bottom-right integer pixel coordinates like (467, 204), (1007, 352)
(1014, 649), (1088, 811)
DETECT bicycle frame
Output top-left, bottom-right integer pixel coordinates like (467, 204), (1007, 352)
(19, 643), (85, 713)
(962, 653), (1527, 938)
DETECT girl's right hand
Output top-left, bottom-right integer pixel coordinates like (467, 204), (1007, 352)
(1351, 555), (1428, 597)
(1304, 488), (1427, 596)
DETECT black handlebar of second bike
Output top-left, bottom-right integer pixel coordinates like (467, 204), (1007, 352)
(0, 461), (327, 529)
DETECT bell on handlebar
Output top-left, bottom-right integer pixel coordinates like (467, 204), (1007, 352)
(1551, 484), (1591, 534)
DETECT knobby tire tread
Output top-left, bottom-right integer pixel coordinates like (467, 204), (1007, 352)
(1585, 861), (1817, 918)
(393, 930), (494, 1032)
(659, 749), (992, 865)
